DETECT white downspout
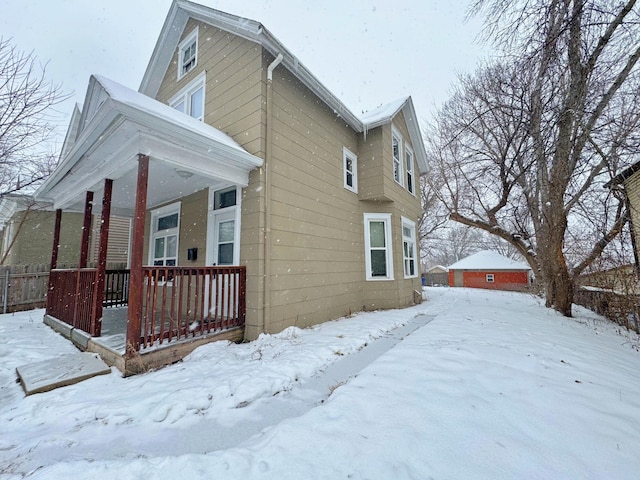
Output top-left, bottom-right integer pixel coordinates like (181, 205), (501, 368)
(263, 53), (283, 334)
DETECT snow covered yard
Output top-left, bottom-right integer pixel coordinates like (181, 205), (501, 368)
(1, 287), (640, 479)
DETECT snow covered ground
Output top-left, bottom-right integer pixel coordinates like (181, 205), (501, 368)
(1, 287), (640, 479)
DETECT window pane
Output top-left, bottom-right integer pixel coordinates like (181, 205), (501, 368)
(190, 86), (203, 120)
(218, 220), (235, 243)
(166, 235), (177, 257)
(371, 250), (387, 277)
(218, 243), (234, 265)
(346, 171), (353, 187)
(154, 238), (165, 259)
(215, 188), (237, 209)
(369, 221), (386, 248)
(166, 259), (176, 267)
(154, 260), (164, 266)
(158, 213), (178, 231)
(174, 101), (185, 113)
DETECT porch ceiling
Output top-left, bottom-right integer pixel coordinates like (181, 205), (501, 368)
(36, 75), (263, 216)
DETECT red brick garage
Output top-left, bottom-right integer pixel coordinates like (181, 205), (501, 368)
(448, 250), (532, 292)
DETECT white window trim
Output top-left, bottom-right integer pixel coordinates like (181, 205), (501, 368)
(343, 146), (358, 193)
(401, 216), (418, 279)
(169, 71), (206, 121)
(392, 126), (404, 186)
(405, 145), (415, 195)
(148, 202), (181, 267)
(177, 27), (199, 80)
(206, 186), (242, 266)
(364, 213), (394, 281)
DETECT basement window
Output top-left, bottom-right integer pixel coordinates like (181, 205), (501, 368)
(486, 274), (495, 283)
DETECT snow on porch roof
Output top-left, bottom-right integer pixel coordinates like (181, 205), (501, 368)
(448, 250), (531, 271)
(94, 75), (252, 156)
(36, 74), (264, 212)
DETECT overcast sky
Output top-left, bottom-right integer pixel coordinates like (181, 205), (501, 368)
(1, 0), (489, 147)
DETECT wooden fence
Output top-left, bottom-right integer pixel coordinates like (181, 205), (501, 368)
(0, 264), (51, 313)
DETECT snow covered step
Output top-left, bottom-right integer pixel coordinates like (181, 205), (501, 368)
(16, 352), (111, 396)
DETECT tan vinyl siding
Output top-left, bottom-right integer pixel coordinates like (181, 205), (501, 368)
(156, 19), (265, 156)
(266, 64), (363, 332)
(625, 173), (640, 259)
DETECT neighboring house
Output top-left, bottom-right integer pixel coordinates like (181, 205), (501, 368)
(448, 250), (531, 291)
(0, 194), (130, 267)
(607, 161), (640, 269)
(33, 0), (427, 374)
(423, 265), (448, 286)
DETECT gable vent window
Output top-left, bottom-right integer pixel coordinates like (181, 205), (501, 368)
(178, 28), (198, 80)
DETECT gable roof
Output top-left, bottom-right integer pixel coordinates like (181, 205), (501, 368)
(448, 250), (531, 271)
(139, 0), (428, 174)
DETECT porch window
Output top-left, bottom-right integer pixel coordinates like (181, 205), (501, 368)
(178, 27), (198, 79)
(405, 146), (415, 194)
(150, 203), (180, 266)
(402, 217), (417, 278)
(343, 146), (358, 193)
(364, 213), (393, 281)
(392, 127), (403, 186)
(170, 72), (205, 121)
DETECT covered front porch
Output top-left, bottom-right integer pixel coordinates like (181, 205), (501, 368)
(36, 75), (262, 374)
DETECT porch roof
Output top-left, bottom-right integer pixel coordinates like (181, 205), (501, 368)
(35, 75), (263, 216)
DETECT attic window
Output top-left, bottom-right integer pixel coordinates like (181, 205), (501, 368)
(392, 127), (403, 186)
(178, 28), (198, 79)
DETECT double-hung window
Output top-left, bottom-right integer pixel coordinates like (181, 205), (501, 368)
(178, 28), (198, 79)
(150, 203), (180, 267)
(364, 213), (393, 280)
(401, 217), (418, 278)
(392, 127), (403, 186)
(170, 72), (205, 121)
(343, 147), (358, 193)
(405, 146), (415, 194)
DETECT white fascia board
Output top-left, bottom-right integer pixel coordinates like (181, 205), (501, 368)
(401, 100), (428, 175)
(35, 100), (119, 201)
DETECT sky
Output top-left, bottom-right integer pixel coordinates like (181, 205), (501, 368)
(2, 287), (640, 478)
(0, 0), (489, 149)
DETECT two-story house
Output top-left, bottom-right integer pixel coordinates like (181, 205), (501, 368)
(35, 0), (428, 374)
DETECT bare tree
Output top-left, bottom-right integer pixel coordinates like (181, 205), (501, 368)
(429, 0), (640, 316)
(0, 38), (68, 197)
